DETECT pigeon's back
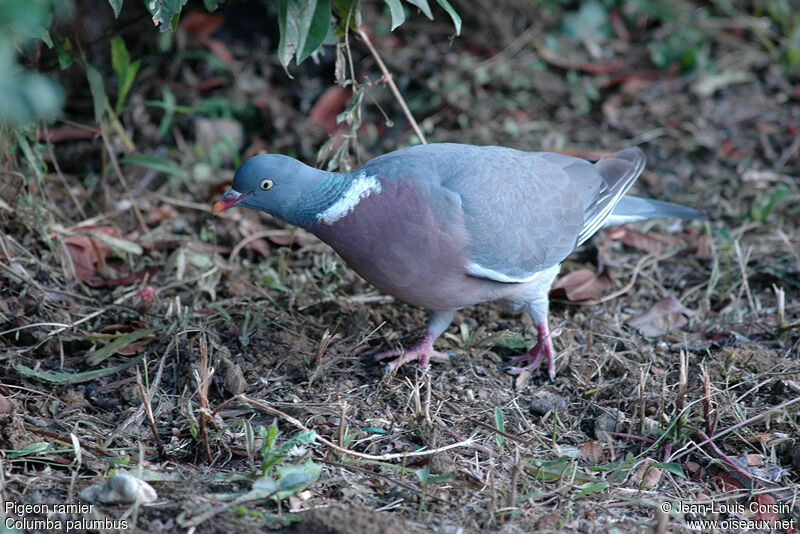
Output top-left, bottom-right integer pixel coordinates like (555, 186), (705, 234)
(358, 144), (645, 283)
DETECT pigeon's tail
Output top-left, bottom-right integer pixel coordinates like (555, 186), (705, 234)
(603, 195), (707, 228)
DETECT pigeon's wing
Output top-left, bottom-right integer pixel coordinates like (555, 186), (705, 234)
(441, 146), (647, 283)
(574, 147), (646, 245)
(358, 144), (647, 284)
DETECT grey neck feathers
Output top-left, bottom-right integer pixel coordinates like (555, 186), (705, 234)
(290, 172), (354, 228)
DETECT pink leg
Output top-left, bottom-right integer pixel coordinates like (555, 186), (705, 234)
(507, 322), (556, 380)
(374, 333), (451, 372)
(374, 310), (455, 373)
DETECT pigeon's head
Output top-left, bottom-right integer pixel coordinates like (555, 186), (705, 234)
(212, 154), (321, 224)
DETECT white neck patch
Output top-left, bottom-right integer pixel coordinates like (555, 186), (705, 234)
(317, 173), (382, 224)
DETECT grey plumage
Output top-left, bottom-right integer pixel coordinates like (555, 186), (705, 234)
(213, 143), (705, 378)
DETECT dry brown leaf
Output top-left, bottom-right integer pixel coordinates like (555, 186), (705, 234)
(746, 453), (763, 467)
(579, 441), (605, 464)
(146, 204), (177, 225)
(180, 12), (224, 39)
(64, 226), (120, 280)
(628, 296), (695, 337)
(310, 86), (352, 134)
(628, 458), (663, 489)
(0, 395), (11, 414)
(551, 268), (613, 301)
(605, 226), (684, 254)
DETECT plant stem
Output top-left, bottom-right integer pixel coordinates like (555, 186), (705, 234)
(356, 27), (427, 145)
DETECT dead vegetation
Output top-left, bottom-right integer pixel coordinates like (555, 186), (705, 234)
(1, 0), (799, 532)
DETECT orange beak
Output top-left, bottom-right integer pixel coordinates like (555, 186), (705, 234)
(211, 189), (249, 216)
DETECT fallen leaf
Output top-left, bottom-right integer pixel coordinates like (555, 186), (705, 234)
(83, 266), (160, 288)
(605, 226), (684, 254)
(628, 458), (662, 489)
(63, 226), (119, 280)
(180, 12), (224, 39)
(146, 204), (177, 224)
(752, 493), (781, 526)
(580, 441), (604, 464)
(746, 453), (763, 467)
(628, 297), (695, 337)
(310, 86), (351, 134)
(712, 471), (745, 493)
(0, 395), (11, 414)
(551, 268), (613, 301)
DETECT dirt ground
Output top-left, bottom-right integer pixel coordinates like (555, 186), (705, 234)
(1, 0), (799, 532)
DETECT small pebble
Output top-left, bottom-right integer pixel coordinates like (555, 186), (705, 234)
(529, 390), (566, 415)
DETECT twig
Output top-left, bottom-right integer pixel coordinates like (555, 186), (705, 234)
(41, 125), (86, 219)
(136, 366), (166, 458)
(23, 423), (138, 461)
(196, 336), (214, 463)
(572, 250), (679, 306)
(46, 287), (140, 336)
(356, 27), (427, 144)
(671, 395), (800, 461)
(733, 240), (755, 313)
(221, 395), (475, 461)
(99, 125), (149, 233)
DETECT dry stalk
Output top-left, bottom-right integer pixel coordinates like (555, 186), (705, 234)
(356, 27), (427, 144)
(221, 395), (475, 462)
(196, 335), (214, 462)
(99, 125), (148, 233)
(136, 366), (166, 457)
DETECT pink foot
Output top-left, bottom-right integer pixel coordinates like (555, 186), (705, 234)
(506, 323), (556, 380)
(374, 333), (450, 372)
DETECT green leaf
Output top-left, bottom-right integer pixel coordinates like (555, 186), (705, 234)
(119, 155), (185, 176)
(85, 63), (106, 123)
(111, 36), (140, 114)
(203, 0), (225, 10)
(0, 72), (64, 127)
(275, 460), (322, 499)
(70, 433), (82, 464)
(54, 39), (73, 70)
(405, 0), (432, 19)
(83, 230), (143, 255)
(34, 28), (54, 48)
(561, 0), (609, 43)
(107, 0), (123, 17)
(276, 0), (332, 67)
(7, 442), (51, 458)
(575, 481), (609, 498)
(651, 462), (686, 478)
(146, 0), (189, 31)
(250, 475), (278, 497)
(494, 406), (505, 455)
(434, 0), (460, 35)
(277, 430), (316, 453)
(16, 359), (142, 385)
(383, 0), (405, 30)
(87, 326), (161, 365)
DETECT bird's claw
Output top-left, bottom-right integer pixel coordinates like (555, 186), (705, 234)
(374, 334), (450, 372)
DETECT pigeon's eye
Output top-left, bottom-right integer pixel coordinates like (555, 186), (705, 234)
(260, 179), (274, 191)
